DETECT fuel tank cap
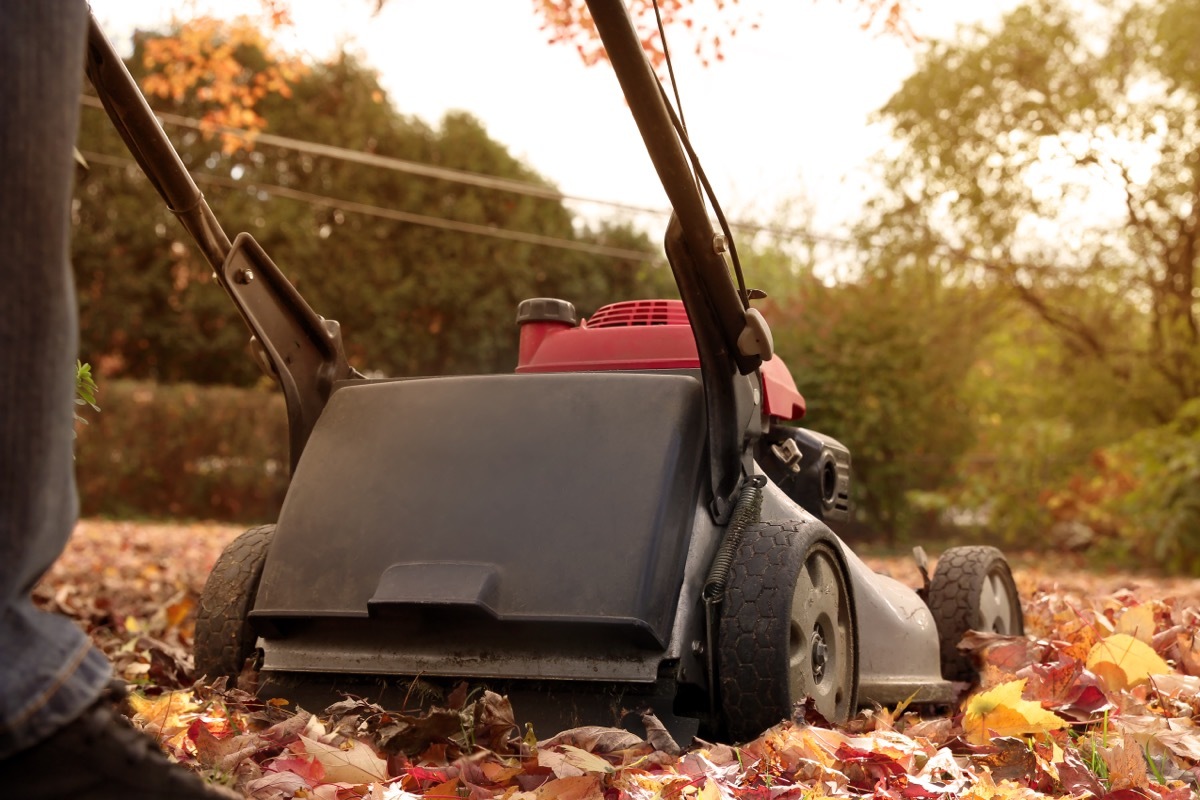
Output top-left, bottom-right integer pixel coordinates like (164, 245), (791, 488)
(516, 297), (578, 326)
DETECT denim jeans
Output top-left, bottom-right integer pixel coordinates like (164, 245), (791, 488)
(0, 0), (113, 759)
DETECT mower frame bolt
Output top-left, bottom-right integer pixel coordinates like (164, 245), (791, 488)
(234, 268), (255, 284)
(713, 233), (728, 254)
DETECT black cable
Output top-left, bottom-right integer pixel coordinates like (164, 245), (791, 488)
(651, 0), (688, 138)
(648, 0), (749, 307)
(655, 81), (750, 306)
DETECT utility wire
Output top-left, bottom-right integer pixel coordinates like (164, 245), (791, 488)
(79, 94), (663, 215)
(78, 149), (663, 263)
(78, 94), (855, 247)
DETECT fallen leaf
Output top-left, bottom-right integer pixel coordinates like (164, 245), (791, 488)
(424, 777), (461, 800)
(533, 774), (604, 800)
(128, 689), (201, 742)
(555, 745), (615, 775)
(265, 754), (326, 784)
(1115, 604), (1157, 644)
(165, 594), (196, 629)
(1098, 735), (1150, 792)
(962, 679), (1070, 745)
(1173, 631), (1200, 676)
(1086, 633), (1171, 690)
(480, 760), (525, 783)
(641, 712), (682, 757)
(299, 734), (388, 785)
(245, 770), (311, 798)
(539, 726), (643, 754)
(834, 743), (906, 790)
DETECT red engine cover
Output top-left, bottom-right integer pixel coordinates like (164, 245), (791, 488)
(516, 299), (806, 420)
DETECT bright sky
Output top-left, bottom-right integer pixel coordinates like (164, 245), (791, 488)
(88, 0), (1022, 237)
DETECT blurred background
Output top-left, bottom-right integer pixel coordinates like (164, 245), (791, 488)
(71, 0), (1200, 574)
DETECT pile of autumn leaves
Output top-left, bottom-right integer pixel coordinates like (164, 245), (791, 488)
(111, 586), (1200, 800)
(31, 524), (1200, 798)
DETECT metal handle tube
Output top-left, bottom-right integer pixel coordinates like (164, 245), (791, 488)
(584, 0), (758, 375)
(84, 13), (232, 271)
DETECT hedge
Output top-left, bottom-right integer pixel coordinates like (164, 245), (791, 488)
(75, 380), (288, 523)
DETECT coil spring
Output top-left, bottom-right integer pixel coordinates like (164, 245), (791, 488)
(702, 475), (766, 603)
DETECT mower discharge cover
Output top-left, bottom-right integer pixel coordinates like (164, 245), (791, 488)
(251, 372), (708, 678)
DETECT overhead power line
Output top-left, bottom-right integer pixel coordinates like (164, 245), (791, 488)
(78, 94), (857, 247)
(79, 94), (665, 216)
(78, 149), (663, 263)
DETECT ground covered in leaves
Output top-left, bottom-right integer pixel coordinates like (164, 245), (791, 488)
(31, 520), (1200, 799)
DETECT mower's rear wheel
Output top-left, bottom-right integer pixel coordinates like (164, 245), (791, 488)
(194, 524), (274, 681)
(926, 545), (1023, 682)
(717, 521), (858, 741)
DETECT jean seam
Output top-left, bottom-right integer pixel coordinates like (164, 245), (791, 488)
(0, 636), (91, 734)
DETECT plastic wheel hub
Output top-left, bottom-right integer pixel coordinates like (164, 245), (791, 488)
(810, 628), (828, 682)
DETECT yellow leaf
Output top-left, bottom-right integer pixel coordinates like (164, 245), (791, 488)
(1086, 633), (1171, 691)
(1115, 604), (1156, 644)
(962, 679), (1069, 745)
(556, 745), (615, 775)
(695, 778), (722, 800)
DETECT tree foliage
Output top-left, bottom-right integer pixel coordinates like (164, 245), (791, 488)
(532, 0), (917, 68)
(74, 26), (669, 386)
(859, 0), (1200, 563)
(135, 1), (918, 133)
(139, 16), (305, 152)
(764, 255), (992, 544)
(869, 0), (1200, 425)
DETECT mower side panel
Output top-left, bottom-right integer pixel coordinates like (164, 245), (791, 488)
(253, 372), (706, 660)
(759, 479), (957, 705)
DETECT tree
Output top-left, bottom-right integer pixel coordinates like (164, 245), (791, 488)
(761, 248), (993, 544)
(867, 0), (1200, 427)
(74, 25), (669, 385)
(532, 0), (916, 68)
(132, 1), (918, 138)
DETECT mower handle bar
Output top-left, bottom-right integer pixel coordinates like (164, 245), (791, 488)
(585, 2), (760, 377)
(84, 14), (232, 272)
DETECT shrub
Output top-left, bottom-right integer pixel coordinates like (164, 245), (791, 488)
(1109, 399), (1200, 574)
(74, 380), (287, 522)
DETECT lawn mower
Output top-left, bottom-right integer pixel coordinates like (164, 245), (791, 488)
(83, 2), (1024, 742)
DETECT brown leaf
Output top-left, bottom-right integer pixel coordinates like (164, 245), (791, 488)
(641, 712), (682, 756)
(958, 630), (1046, 676)
(539, 726), (644, 754)
(193, 725), (265, 773)
(473, 690), (520, 754)
(1099, 736), (1150, 792)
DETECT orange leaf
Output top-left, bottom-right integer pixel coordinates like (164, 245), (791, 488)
(962, 679), (1069, 745)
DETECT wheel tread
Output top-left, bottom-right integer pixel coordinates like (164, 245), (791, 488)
(194, 524), (275, 680)
(717, 520), (856, 741)
(926, 545), (1023, 682)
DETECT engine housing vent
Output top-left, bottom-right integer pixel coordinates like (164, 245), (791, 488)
(584, 300), (690, 328)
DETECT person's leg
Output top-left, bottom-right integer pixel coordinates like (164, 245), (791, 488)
(0, 0), (113, 758)
(0, 4), (238, 796)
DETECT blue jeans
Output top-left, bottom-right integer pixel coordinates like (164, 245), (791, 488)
(0, 0), (113, 759)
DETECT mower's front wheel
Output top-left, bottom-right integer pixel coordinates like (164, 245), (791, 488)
(717, 521), (858, 741)
(194, 524), (275, 681)
(926, 545), (1023, 682)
